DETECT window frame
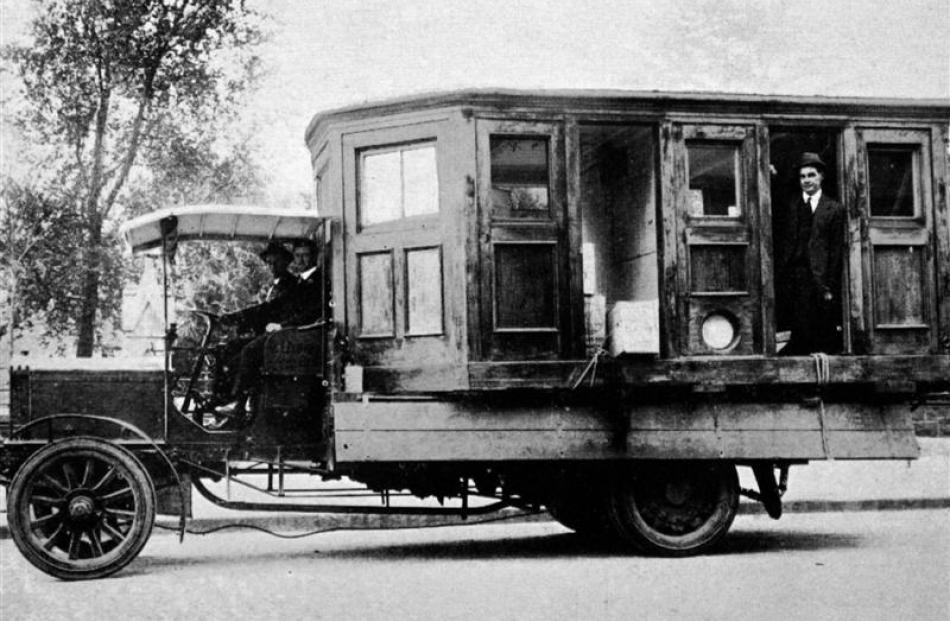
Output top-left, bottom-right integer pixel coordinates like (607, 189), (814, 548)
(865, 142), (924, 224)
(357, 139), (440, 231)
(685, 140), (744, 220)
(487, 133), (554, 220)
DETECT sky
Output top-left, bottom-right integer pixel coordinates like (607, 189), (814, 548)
(2, 0), (949, 206)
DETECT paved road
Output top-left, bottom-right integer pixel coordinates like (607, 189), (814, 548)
(2, 510), (948, 621)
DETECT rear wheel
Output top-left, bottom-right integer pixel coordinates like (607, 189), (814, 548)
(605, 461), (738, 556)
(7, 437), (156, 580)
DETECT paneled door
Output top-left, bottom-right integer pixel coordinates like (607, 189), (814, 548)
(668, 122), (766, 356)
(476, 120), (574, 360)
(854, 128), (939, 354)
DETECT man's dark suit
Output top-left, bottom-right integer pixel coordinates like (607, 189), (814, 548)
(230, 272), (299, 333)
(229, 266), (326, 405)
(779, 194), (845, 354)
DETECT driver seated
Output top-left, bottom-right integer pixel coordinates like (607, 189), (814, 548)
(214, 239), (324, 427)
(226, 241), (299, 334)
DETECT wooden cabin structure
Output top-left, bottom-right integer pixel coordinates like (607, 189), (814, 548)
(305, 89), (950, 464)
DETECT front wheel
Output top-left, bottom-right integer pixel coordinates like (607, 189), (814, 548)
(7, 437), (156, 580)
(605, 462), (738, 556)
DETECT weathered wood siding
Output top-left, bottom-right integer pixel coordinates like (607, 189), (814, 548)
(333, 398), (918, 462)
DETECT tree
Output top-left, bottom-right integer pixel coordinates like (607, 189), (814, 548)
(4, 0), (264, 356)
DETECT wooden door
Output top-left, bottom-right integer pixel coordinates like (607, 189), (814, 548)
(668, 122), (766, 356)
(854, 127), (939, 354)
(475, 120), (574, 360)
(342, 120), (460, 370)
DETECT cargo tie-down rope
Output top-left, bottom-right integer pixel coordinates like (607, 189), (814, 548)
(570, 346), (609, 390)
(811, 352), (833, 460)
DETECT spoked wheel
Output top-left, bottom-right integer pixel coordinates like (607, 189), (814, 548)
(7, 437), (156, 580)
(606, 461), (738, 556)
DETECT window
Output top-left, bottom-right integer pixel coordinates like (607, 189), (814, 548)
(687, 143), (741, 217)
(359, 142), (438, 227)
(490, 136), (550, 213)
(868, 146), (916, 217)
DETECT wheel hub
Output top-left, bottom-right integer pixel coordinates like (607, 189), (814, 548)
(664, 481), (692, 506)
(67, 495), (97, 523)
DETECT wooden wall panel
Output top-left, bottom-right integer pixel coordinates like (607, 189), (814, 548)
(493, 243), (558, 329)
(405, 247), (444, 335)
(689, 245), (747, 292)
(357, 251), (394, 337)
(872, 246), (925, 326)
(334, 398), (918, 461)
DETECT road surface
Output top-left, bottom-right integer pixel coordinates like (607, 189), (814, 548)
(1, 510), (948, 621)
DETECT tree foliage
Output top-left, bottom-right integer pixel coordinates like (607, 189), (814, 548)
(3, 0), (265, 356)
(1, 180), (129, 346)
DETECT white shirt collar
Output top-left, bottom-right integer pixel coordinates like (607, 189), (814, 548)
(300, 266), (317, 281)
(803, 189), (822, 212)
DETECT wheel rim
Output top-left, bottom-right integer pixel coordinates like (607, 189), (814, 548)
(9, 439), (155, 579)
(633, 466), (725, 536)
(610, 462), (738, 554)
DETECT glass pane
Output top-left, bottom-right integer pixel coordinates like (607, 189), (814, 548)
(402, 145), (439, 218)
(869, 147), (915, 217)
(490, 136), (549, 212)
(360, 150), (402, 226)
(687, 143), (740, 217)
(358, 252), (394, 336)
(406, 248), (443, 335)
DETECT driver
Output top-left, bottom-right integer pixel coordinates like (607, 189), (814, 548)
(214, 239), (323, 427)
(228, 242), (298, 333)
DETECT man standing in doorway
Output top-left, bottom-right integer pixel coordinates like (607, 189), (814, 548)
(781, 152), (845, 355)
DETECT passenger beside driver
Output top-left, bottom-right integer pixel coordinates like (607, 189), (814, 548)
(286, 239), (326, 327)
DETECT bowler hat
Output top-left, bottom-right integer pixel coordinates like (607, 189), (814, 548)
(259, 241), (292, 261)
(292, 239), (317, 251)
(797, 152), (826, 172)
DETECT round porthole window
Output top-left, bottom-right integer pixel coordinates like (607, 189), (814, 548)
(701, 312), (738, 350)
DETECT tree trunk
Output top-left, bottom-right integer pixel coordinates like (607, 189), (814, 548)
(75, 220), (102, 357)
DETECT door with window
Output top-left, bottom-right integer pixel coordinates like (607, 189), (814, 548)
(342, 121), (456, 367)
(475, 120), (574, 360)
(855, 128), (939, 354)
(668, 122), (766, 356)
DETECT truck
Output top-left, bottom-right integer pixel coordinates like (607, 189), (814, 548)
(2, 89), (948, 579)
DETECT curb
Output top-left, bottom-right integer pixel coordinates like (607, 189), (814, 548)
(3, 498), (948, 540)
(738, 497), (950, 515)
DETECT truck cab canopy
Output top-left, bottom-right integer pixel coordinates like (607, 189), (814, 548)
(122, 205), (327, 254)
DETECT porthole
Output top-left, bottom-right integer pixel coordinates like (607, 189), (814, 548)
(701, 312), (739, 351)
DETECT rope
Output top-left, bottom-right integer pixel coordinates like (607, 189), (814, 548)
(570, 347), (608, 390)
(811, 352), (830, 385)
(810, 352), (833, 459)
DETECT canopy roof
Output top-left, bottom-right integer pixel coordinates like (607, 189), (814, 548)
(122, 205), (326, 254)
